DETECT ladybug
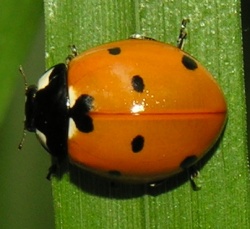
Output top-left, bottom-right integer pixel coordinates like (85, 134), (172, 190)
(22, 20), (227, 184)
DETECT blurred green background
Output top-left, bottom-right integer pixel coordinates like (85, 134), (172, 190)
(0, 1), (54, 228)
(0, 1), (249, 229)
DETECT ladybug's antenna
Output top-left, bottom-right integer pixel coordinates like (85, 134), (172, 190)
(18, 130), (27, 150)
(18, 65), (28, 150)
(177, 19), (190, 50)
(19, 65), (28, 91)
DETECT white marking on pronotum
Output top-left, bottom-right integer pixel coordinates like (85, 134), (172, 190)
(37, 68), (54, 90)
(68, 118), (77, 139)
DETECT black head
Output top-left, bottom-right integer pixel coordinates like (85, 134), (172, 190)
(24, 63), (69, 159)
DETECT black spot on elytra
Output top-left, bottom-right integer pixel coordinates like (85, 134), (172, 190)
(108, 47), (121, 55)
(108, 170), (122, 177)
(132, 75), (145, 93)
(180, 155), (198, 169)
(131, 135), (144, 153)
(182, 55), (198, 70)
(69, 94), (94, 133)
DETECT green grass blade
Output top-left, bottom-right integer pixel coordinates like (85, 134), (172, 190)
(44, 0), (249, 228)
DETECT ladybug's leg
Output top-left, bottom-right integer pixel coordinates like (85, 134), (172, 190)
(66, 45), (78, 64)
(188, 166), (202, 191)
(148, 179), (166, 188)
(129, 34), (156, 41)
(46, 157), (62, 180)
(177, 19), (190, 50)
(46, 163), (58, 180)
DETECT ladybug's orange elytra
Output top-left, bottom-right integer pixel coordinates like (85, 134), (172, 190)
(66, 39), (227, 183)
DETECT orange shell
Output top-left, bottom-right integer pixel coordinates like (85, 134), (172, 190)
(67, 39), (227, 183)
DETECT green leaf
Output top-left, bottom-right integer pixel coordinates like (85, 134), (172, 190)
(44, 0), (249, 228)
